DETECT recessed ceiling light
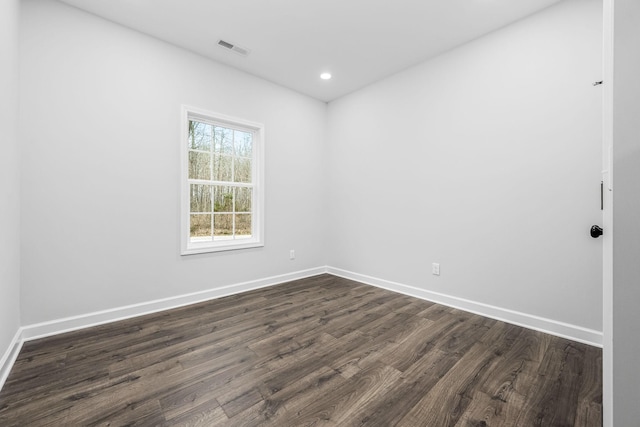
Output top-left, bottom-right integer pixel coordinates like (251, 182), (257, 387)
(320, 73), (332, 80)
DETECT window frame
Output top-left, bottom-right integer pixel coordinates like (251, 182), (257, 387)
(180, 105), (264, 255)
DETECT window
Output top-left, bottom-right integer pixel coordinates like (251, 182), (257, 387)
(181, 106), (264, 254)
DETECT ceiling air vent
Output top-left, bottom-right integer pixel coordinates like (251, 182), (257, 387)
(217, 39), (250, 57)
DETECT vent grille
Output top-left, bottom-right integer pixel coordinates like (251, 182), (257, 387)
(217, 39), (250, 57)
(217, 40), (233, 49)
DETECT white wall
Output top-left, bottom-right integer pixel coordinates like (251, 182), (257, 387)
(326, 0), (603, 332)
(609, 0), (640, 423)
(0, 0), (22, 361)
(12, 0), (640, 420)
(19, 0), (327, 324)
(17, 0), (604, 337)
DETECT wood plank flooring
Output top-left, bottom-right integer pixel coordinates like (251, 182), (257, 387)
(0, 274), (602, 426)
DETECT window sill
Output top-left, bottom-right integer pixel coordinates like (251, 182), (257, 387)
(181, 240), (264, 255)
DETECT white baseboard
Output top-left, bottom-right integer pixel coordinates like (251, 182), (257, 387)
(0, 267), (325, 393)
(21, 267), (328, 342)
(2, 264), (602, 394)
(327, 267), (603, 348)
(0, 328), (24, 392)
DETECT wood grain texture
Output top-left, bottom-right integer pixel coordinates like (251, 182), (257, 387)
(0, 274), (602, 426)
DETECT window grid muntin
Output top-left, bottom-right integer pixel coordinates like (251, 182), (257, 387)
(188, 119), (255, 243)
(182, 106), (263, 255)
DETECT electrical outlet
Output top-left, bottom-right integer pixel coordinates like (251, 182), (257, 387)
(432, 263), (440, 276)
(290, 250), (295, 260)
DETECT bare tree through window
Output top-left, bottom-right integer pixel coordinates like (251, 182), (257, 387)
(188, 120), (254, 242)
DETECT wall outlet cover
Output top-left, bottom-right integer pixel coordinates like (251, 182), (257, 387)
(432, 263), (440, 276)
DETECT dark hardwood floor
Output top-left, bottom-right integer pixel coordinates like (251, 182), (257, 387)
(0, 274), (602, 426)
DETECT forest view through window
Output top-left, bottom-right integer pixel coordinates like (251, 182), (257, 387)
(181, 106), (263, 254)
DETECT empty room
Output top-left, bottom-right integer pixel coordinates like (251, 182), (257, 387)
(1, 0), (639, 425)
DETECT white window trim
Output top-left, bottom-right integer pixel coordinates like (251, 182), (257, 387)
(180, 105), (265, 255)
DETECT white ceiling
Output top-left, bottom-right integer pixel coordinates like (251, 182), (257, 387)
(57, 0), (564, 102)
